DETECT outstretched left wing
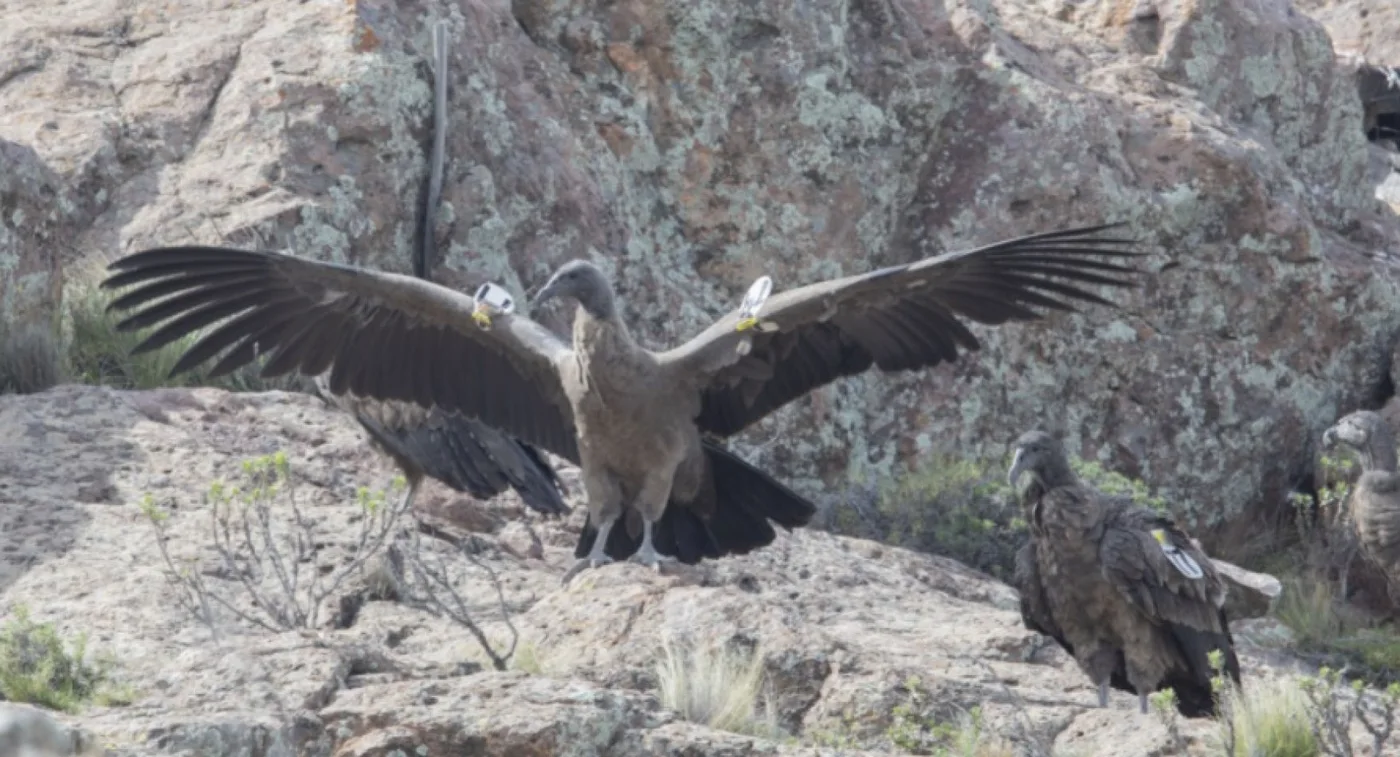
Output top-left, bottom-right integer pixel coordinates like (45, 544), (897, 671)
(662, 223), (1144, 437)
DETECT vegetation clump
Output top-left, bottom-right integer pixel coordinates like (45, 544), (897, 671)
(0, 604), (133, 712)
(0, 322), (62, 395)
(654, 637), (783, 739)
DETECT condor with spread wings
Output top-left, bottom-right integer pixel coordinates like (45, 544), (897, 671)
(103, 223), (1143, 580)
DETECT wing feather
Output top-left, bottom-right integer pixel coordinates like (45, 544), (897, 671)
(1099, 505), (1229, 632)
(102, 246), (580, 462)
(667, 223), (1144, 436)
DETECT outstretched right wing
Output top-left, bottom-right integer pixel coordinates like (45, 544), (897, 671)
(103, 246), (581, 463)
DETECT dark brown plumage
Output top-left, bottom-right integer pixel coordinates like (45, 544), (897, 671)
(306, 241), (569, 519)
(1322, 410), (1400, 605)
(101, 222), (1143, 580)
(1009, 430), (1240, 717)
(1359, 66), (1400, 146)
(312, 377), (568, 518)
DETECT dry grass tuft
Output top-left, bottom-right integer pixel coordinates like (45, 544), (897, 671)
(1216, 676), (1320, 757)
(0, 322), (63, 395)
(654, 637), (783, 739)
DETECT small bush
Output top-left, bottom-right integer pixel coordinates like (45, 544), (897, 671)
(64, 275), (203, 390)
(885, 676), (1014, 756)
(399, 527), (527, 672)
(1297, 668), (1400, 756)
(63, 274), (306, 393)
(1073, 458), (1170, 514)
(870, 456), (1021, 580)
(0, 605), (133, 712)
(1274, 571), (1400, 684)
(1276, 578), (1346, 651)
(654, 637), (782, 739)
(1287, 453), (1363, 596)
(140, 452), (410, 635)
(1212, 648), (1400, 757)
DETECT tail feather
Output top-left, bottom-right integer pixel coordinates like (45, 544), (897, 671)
(1162, 610), (1240, 718)
(704, 441), (816, 532)
(574, 440), (815, 562)
(468, 422), (570, 516)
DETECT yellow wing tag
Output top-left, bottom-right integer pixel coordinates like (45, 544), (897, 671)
(1150, 528), (1204, 579)
(734, 275), (773, 333)
(472, 282), (516, 330)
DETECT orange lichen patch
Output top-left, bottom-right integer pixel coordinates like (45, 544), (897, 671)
(353, 21), (380, 53)
(681, 142), (714, 187)
(596, 121), (634, 158)
(1105, 0), (1140, 27)
(605, 43), (647, 75)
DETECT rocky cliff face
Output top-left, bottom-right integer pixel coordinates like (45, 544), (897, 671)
(4, 0), (1399, 548)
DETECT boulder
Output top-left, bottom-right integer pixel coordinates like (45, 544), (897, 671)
(1212, 557), (1284, 620)
(0, 704), (96, 757)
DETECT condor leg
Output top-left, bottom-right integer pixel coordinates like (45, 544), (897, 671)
(627, 471), (677, 571)
(562, 473), (623, 584)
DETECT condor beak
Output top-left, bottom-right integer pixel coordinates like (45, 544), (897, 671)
(1007, 448), (1028, 489)
(1321, 427), (1338, 450)
(532, 280), (562, 309)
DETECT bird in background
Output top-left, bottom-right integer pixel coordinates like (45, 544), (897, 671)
(1009, 429), (1241, 717)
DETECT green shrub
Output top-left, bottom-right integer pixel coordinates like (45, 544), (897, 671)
(142, 452), (410, 634)
(870, 456), (1021, 579)
(0, 604), (133, 712)
(1073, 458), (1170, 514)
(885, 676), (1014, 756)
(1271, 576), (1400, 684)
(63, 274), (306, 393)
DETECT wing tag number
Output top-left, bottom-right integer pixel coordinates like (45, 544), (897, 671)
(735, 275), (774, 332)
(473, 282), (516, 328)
(1151, 528), (1204, 579)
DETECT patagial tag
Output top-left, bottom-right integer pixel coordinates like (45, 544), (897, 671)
(472, 282), (516, 329)
(1151, 528), (1204, 579)
(734, 275), (773, 332)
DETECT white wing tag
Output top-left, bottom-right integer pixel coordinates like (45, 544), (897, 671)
(734, 275), (773, 333)
(472, 282), (516, 329)
(1152, 528), (1204, 579)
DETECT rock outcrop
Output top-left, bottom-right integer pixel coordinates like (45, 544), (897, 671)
(1298, 0), (1400, 66)
(0, 384), (1295, 756)
(0, 141), (67, 334)
(2, 0), (1399, 549)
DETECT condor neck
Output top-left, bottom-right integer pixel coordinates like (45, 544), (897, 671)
(1038, 456), (1079, 489)
(573, 307), (631, 355)
(1362, 428), (1399, 473)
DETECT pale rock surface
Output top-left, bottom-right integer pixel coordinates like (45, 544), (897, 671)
(0, 703), (98, 757)
(0, 0), (1398, 552)
(1297, 0), (1400, 66)
(0, 385), (1305, 757)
